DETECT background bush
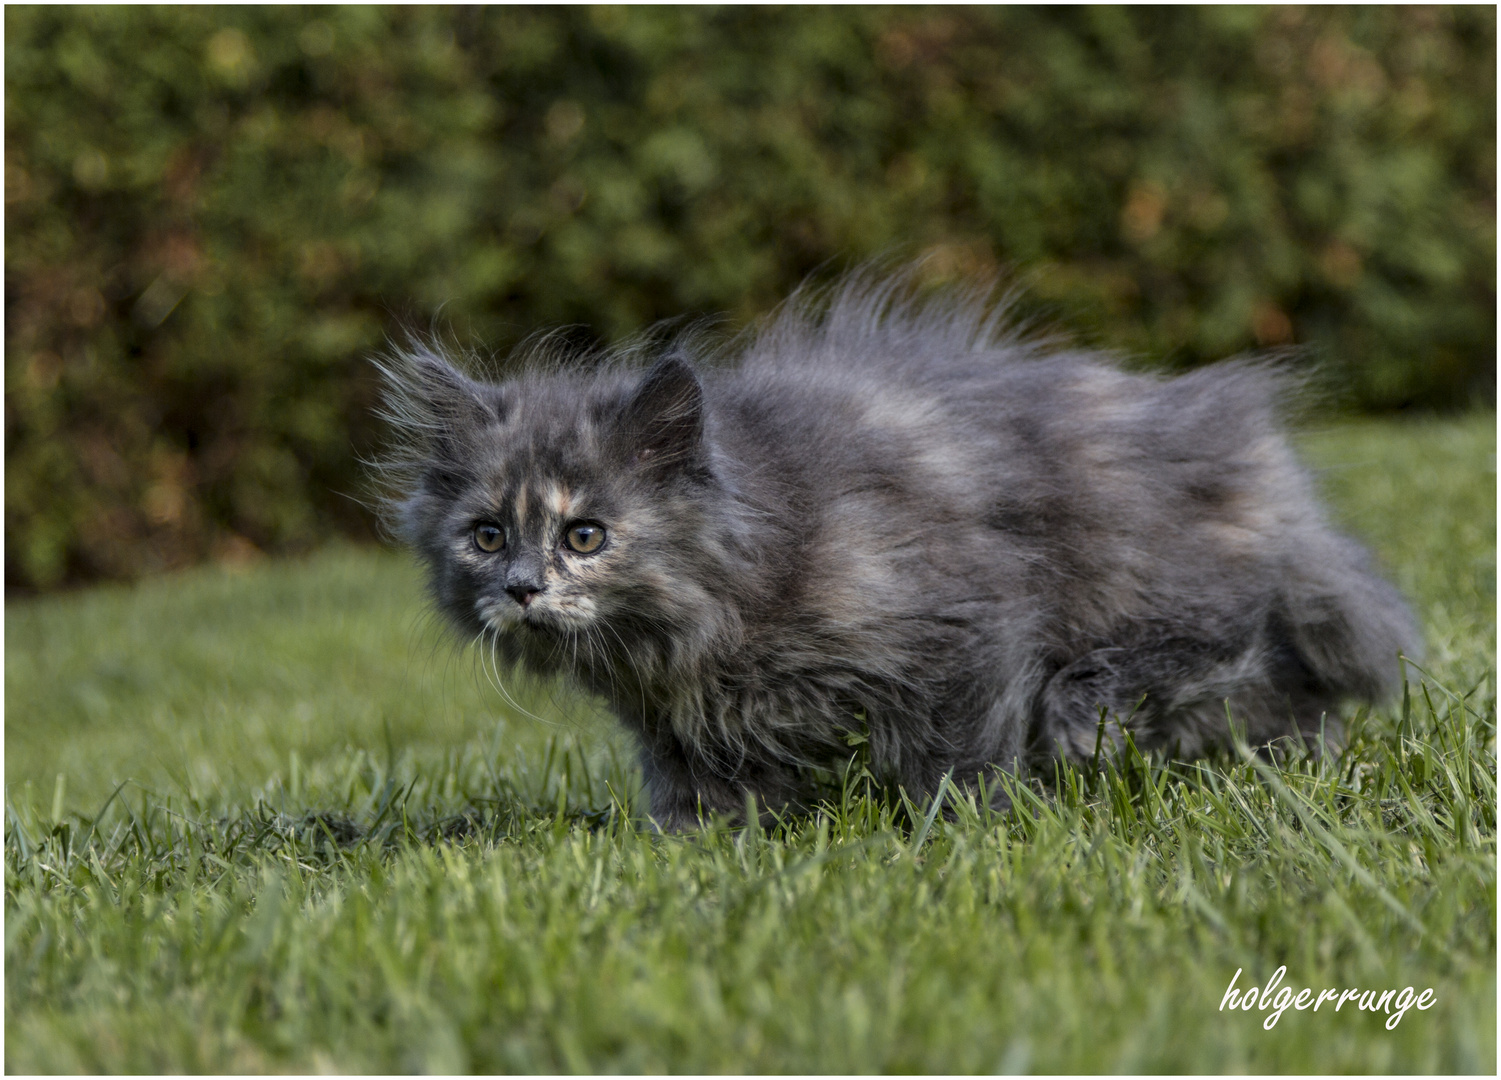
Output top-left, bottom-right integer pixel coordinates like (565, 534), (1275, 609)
(6, 6), (1494, 591)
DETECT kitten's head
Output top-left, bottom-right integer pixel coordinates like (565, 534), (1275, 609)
(376, 343), (730, 681)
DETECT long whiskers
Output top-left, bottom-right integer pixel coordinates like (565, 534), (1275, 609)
(597, 618), (653, 724)
(475, 624), (558, 728)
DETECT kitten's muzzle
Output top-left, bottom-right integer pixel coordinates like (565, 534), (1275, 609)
(504, 558), (547, 608)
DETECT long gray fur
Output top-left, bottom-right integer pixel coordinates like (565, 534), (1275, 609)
(376, 271), (1417, 829)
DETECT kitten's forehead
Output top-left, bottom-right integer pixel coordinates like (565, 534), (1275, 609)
(483, 465), (591, 521)
(504, 479), (575, 520)
(491, 375), (615, 459)
(465, 371), (633, 521)
(481, 424), (605, 523)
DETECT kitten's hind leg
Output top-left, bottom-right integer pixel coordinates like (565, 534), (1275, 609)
(1032, 640), (1343, 766)
(1032, 645), (1247, 764)
(1031, 649), (1143, 763)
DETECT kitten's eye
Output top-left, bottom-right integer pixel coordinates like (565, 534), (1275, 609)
(563, 522), (606, 554)
(473, 523), (505, 553)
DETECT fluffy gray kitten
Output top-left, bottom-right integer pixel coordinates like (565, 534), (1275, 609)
(378, 274), (1416, 829)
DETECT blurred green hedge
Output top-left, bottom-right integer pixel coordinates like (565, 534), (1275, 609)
(6, 6), (1494, 591)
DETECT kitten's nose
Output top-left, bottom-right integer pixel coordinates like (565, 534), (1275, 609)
(505, 556), (546, 608)
(506, 583), (542, 607)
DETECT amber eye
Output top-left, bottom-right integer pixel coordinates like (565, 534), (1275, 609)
(472, 523), (505, 553)
(563, 522), (606, 554)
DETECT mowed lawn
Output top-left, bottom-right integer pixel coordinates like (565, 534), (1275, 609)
(5, 413), (1495, 1072)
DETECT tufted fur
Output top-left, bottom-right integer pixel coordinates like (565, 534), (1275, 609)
(375, 272), (1418, 829)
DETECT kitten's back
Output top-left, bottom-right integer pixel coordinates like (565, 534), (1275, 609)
(708, 279), (1413, 724)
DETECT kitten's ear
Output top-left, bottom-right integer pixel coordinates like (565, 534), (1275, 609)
(378, 344), (505, 440)
(618, 353), (706, 474)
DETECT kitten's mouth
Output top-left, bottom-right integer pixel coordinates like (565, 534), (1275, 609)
(480, 610), (554, 640)
(478, 596), (590, 637)
(517, 605), (569, 635)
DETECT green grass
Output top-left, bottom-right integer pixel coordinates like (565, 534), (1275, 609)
(6, 412), (1495, 1072)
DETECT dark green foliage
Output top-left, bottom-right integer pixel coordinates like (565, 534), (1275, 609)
(6, 6), (1493, 589)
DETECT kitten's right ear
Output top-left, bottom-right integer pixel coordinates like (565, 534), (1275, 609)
(376, 344), (505, 442)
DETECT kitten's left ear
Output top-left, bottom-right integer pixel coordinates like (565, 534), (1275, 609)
(617, 353), (706, 475)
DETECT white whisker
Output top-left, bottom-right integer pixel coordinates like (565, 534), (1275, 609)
(478, 622), (558, 728)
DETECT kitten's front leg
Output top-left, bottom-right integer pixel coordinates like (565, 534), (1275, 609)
(634, 722), (810, 830)
(888, 695), (1029, 815)
(633, 723), (749, 830)
(636, 736), (710, 830)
